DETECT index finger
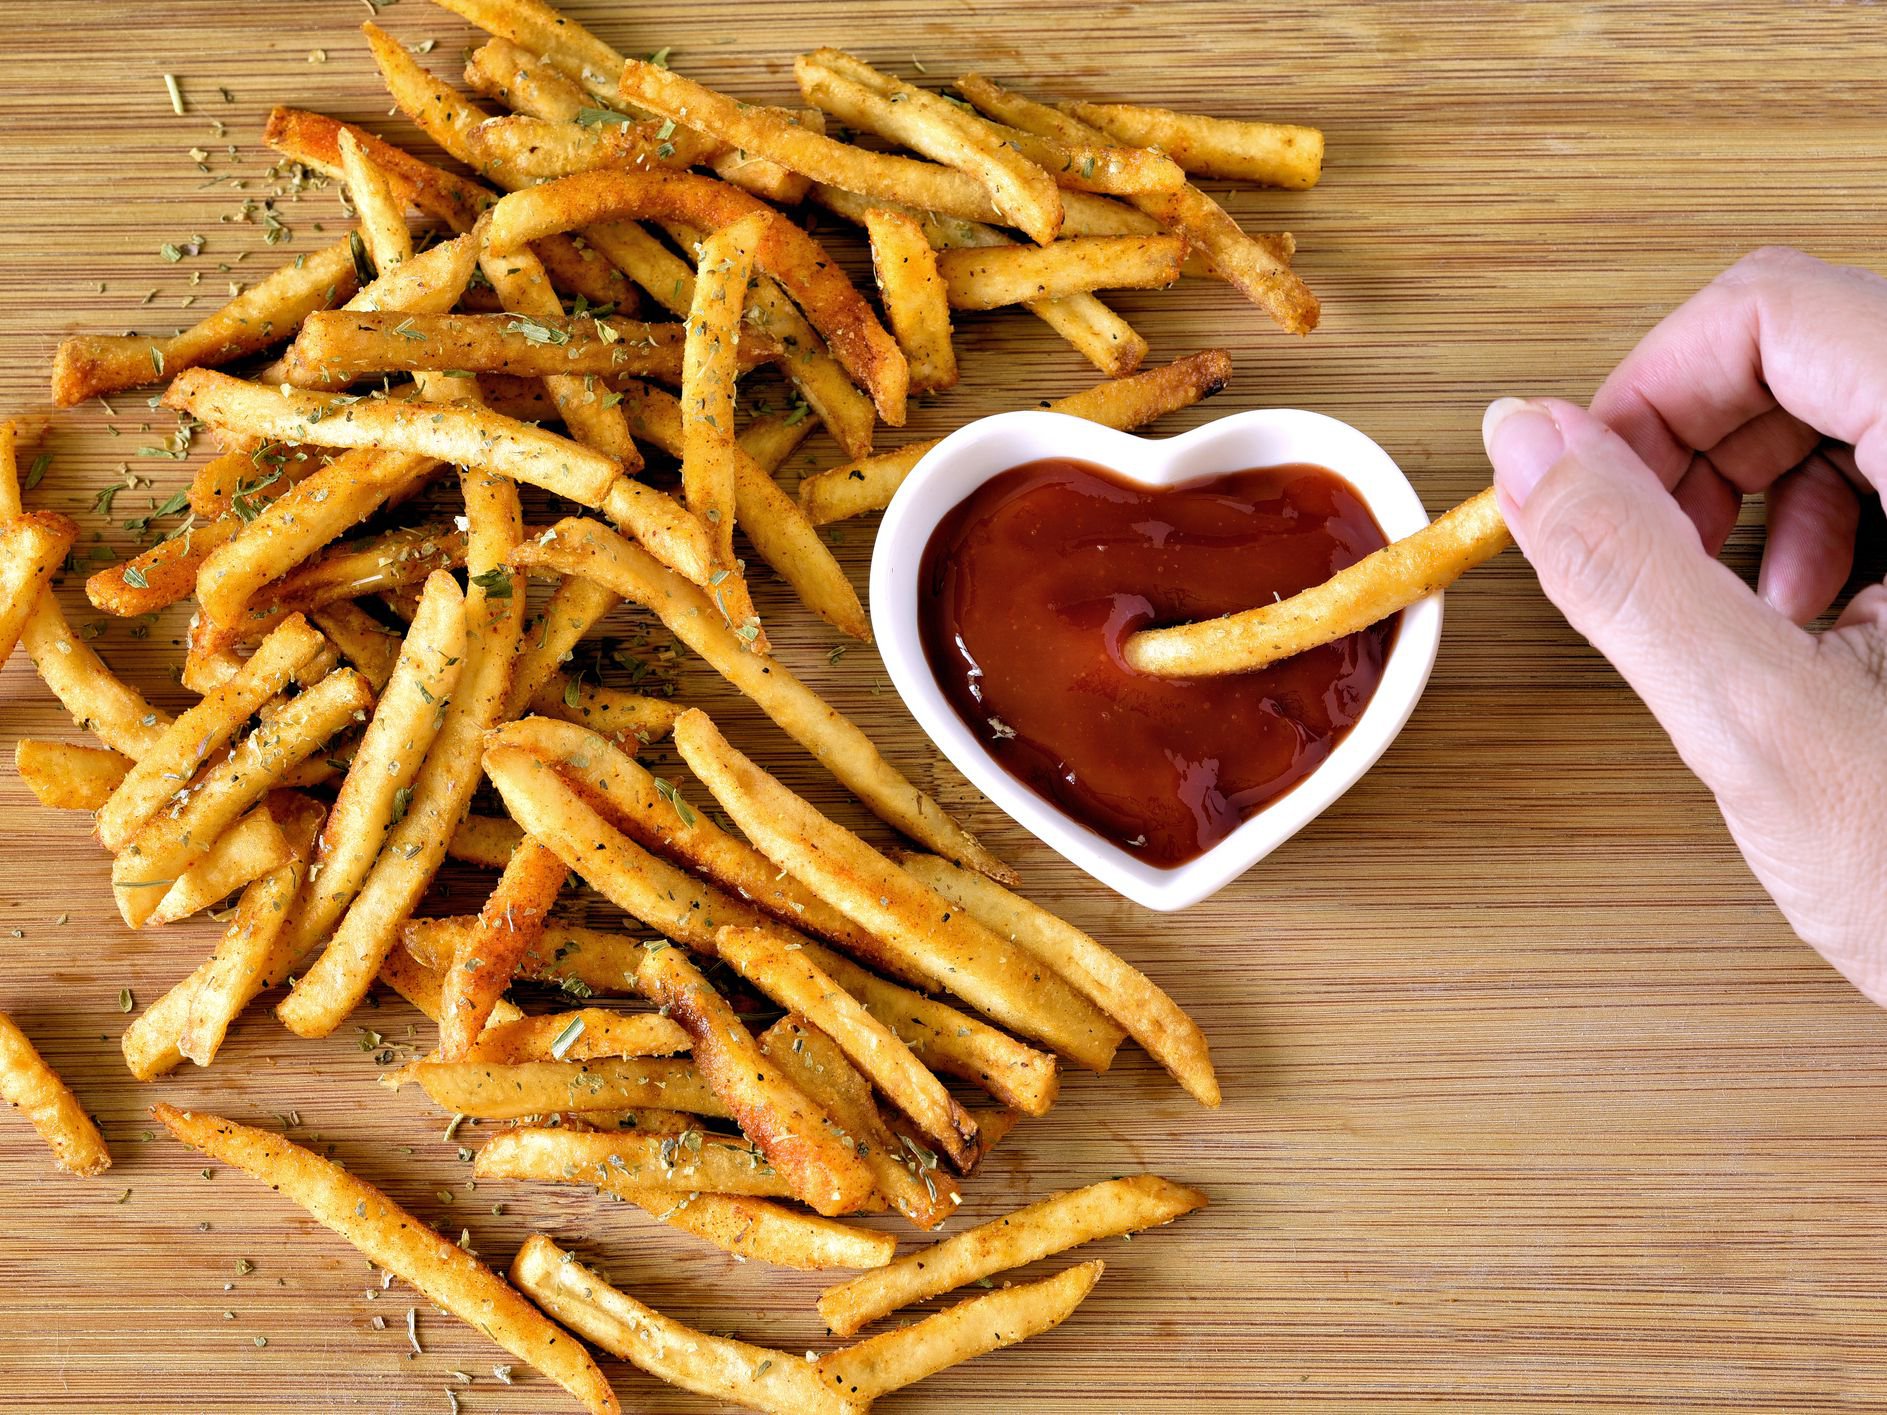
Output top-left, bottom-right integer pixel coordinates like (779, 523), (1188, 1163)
(1590, 246), (1887, 493)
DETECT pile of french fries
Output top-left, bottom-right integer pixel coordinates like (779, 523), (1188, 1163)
(0, 0), (1332, 1404)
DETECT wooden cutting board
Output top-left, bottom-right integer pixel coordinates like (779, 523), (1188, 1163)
(3, 2), (1885, 1410)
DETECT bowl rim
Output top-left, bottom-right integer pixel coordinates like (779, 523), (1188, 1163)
(869, 407), (1444, 911)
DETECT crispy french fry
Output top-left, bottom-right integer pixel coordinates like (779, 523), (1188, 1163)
(937, 235), (1184, 310)
(674, 710), (1122, 1069)
(512, 1235), (865, 1413)
(291, 311), (753, 382)
(309, 601), (403, 690)
(466, 112), (714, 184)
(144, 806), (294, 928)
(95, 615), (327, 852)
(440, 839), (569, 1060)
(87, 516), (241, 618)
(465, 1009), (688, 1065)
(900, 855), (1219, 1106)
(476, 1125), (795, 1198)
(446, 812), (526, 869)
(265, 107), (493, 234)
(814, 1260), (1102, 1402)
(0, 1012), (110, 1177)
(798, 348), (1233, 525)
(376, 943), (525, 1030)
(433, 0), (625, 111)
(1127, 486), (1509, 675)
(12, 739), (130, 811)
(398, 1056), (727, 1121)
(721, 926), (977, 1169)
(819, 1175), (1203, 1336)
(1062, 99), (1325, 188)
(0, 513), (78, 664)
(50, 239), (361, 406)
(505, 573), (618, 719)
(18, 592), (172, 758)
(532, 680), (681, 745)
(111, 669), (372, 928)
(864, 207), (956, 393)
(511, 518), (1006, 877)
(637, 943), (877, 1216)
(738, 408), (817, 473)
(151, 1105), (619, 1414)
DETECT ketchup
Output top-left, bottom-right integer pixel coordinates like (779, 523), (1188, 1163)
(918, 458), (1394, 868)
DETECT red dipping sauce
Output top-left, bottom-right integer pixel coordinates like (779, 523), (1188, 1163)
(919, 458), (1395, 868)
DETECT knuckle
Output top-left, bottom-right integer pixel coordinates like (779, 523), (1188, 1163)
(1530, 479), (1658, 629)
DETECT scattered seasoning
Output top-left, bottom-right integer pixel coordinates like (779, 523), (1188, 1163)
(115, 1187), (132, 1204)
(406, 1307), (422, 1356)
(23, 454), (49, 491)
(445, 1391), (461, 1415)
(549, 1016), (586, 1059)
(443, 1113), (467, 1144)
(253, 1335), (267, 1348)
(163, 74), (186, 115)
(118, 987), (134, 1013)
(492, 1365), (513, 1384)
(827, 644), (848, 666)
(574, 107), (633, 128)
(236, 1258), (254, 1275)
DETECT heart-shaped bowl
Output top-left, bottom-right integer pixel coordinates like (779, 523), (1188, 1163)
(870, 408), (1444, 912)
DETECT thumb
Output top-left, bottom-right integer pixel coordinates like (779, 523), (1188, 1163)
(1483, 396), (1808, 771)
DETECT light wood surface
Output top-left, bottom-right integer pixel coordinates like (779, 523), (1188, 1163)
(3, 2), (1886, 1410)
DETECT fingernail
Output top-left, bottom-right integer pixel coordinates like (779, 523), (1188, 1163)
(1482, 397), (1565, 508)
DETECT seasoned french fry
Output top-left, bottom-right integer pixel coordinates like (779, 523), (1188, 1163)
(900, 855), (1219, 1106)
(397, 1056), (727, 1120)
(0, 1012), (110, 1177)
(12, 739), (131, 811)
(476, 1125), (796, 1198)
(111, 670), (372, 928)
(638, 943), (877, 1216)
(151, 1105), (619, 1414)
(937, 235), (1185, 310)
(0, 513), (79, 664)
(466, 112), (715, 183)
(95, 615), (327, 852)
(17, 590), (172, 758)
(721, 926), (977, 1169)
(814, 1260), (1103, 1402)
(863, 207), (957, 393)
(87, 516), (241, 619)
(432, 0), (624, 105)
(309, 600), (403, 690)
(50, 239), (361, 406)
(532, 680), (681, 744)
(440, 839), (569, 1061)
(143, 806), (294, 929)
(1062, 99), (1325, 188)
(505, 573), (619, 717)
(511, 518), (1006, 877)
(674, 710), (1123, 1069)
(265, 107), (494, 235)
(820, 1175), (1203, 1336)
(738, 407), (817, 473)
(1128, 486), (1509, 675)
(446, 812), (527, 869)
(465, 1009), (688, 1065)
(376, 943), (525, 1030)
(512, 1235), (864, 1413)
(798, 348), (1233, 525)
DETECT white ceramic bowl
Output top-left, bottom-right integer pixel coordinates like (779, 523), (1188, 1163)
(870, 408), (1443, 912)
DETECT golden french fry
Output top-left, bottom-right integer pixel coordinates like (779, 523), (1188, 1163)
(433, 0), (624, 100)
(738, 407), (817, 473)
(0, 512), (78, 664)
(814, 1259), (1102, 1402)
(511, 518), (1006, 877)
(638, 943), (877, 1217)
(505, 572), (619, 717)
(0, 1012), (110, 1177)
(152, 1105), (619, 1414)
(476, 1125), (796, 1198)
(440, 839), (569, 1060)
(820, 1175), (1202, 1337)
(398, 1056), (727, 1120)
(798, 348), (1233, 524)
(265, 107), (493, 234)
(720, 926), (977, 1170)
(376, 942), (525, 1030)
(12, 739), (131, 811)
(17, 591), (172, 757)
(864, 207), (956, 393)
(900, 855), (1220, 1107)
(937, 235), (1184, 310)
(96, 615), (326, 852)
(291, 311), (753, 382)
(446, 812), (526, 869)
(1128, 487), (1509, 675)
(512, 1234), (865, 1413)
(50, 239), (361, 406)
(674, 710), (1122, 1069)
(533, 680), (681, 745)
(309, 601), (403, 690)
(465, 1009), (688, 1065)
(143, 807), (294, 929)
(111, 670), (372, 928)
(1062, 99), (1325, 189)
(87, 516), (240, 618)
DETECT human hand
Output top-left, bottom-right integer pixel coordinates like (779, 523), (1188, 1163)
(1481, 247), (1887, 999)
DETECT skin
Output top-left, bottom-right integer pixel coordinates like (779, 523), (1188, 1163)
(1482, 247), (1887, 1001)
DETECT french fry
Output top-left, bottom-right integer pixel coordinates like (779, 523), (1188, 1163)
(49, 238), (361, 406)
(165, 370), (624, 511)
(819, 1175), (1203, 1336)
(143, 807), (294, 929)
(110, 669), (372, 928)
(512, 1235), (863, 1413)
(87, 517), (241, 618)
(476, 1125), (796, 1198)
(899, 855), (1220, 1107)
(1062, 99), (1325, 188)
(505, 573), (619, 718)
(376, 943), (525, 1030)
(673, 710), (1122, 1069)
(511, 518), (1007, 878)
(798, 348), (1233, 524)
(446, 812), (526, 869)
(465, 1009), (688, 1065)
(465, 112), (715, 184)
(613, 381), (869, 641)
(1127, 486), (1510, 676)
(738, 407), (817, 473)
(309, 601), (403, 690)
(431, 0), (624, 108)
(956, 75), (1320, 334)
(531, 680), (681, 745)
(721, 926), (977, 1170)
(18, 591), (172, 758)
(864, 207), (956, 393)
(265, 107), (494, 235)
(440, 839), (569, 1060)
(937, 235), (1185, 310)
(814, 1260), (1103, 1402)
(0, 513), (79, 664)
(95, 615), (327, 852)
(151, 1105), (619, 1415)
(0, 1012), (110, 1177)
(397, 1056), (727, 1121)
(12, 739), (131, 811)
(637, 943), (877, 1217)
(759, 1015), (956, 1231)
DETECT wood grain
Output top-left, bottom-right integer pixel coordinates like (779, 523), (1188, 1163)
(3, 2), (1886, 1410)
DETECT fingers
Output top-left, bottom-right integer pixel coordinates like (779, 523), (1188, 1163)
(1589, 246), (1887, 492)
(1485, 396), (1810, 777)
(1759, 453), (1861, 624)
(1702, 404), (1821, 493)
(1671, 456), (1742, 555)
(1832, 583), (1887, 634)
